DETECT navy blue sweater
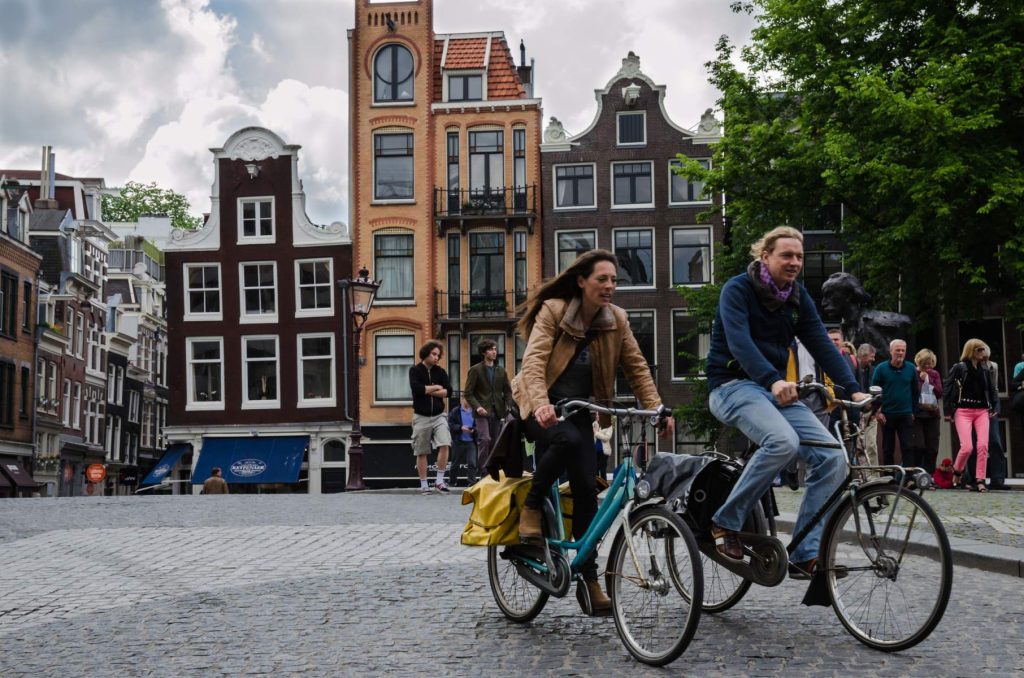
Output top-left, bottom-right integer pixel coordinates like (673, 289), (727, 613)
(706, 266), (858, 395)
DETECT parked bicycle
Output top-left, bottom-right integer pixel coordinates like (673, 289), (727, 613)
(660, 380), (951, 651)
(487, 400), (703, 667)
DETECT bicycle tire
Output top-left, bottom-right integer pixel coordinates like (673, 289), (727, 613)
(487, 545), (549, 623)
(606, 505), (702, 666)
(821, 485), (952, 651)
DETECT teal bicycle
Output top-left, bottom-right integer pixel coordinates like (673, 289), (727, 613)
(486, 400), (703, 667)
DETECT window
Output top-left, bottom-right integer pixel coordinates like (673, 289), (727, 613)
(556, 230), (596, 273)
(448, 73), (482, 101)
(469, 130), (504, 199)
(184, 264), (221, 319)
(612, 162), (653, 207)
(298, 334), (335, 405)
(129, 391), (140, 423)
(671, 228), (711, 285)
(374, 43), (414, 103)
(617, 111), (646, 145)
(240, 262), (278, 320)
(515, 335), (525, 376)
(446, 131), (460, 213)
(800, 252), (843, 313)
(669, 158), (710, 204)
(47, 361), (57, 404)
(187, 338), (224, 409)
(374, 133), (414, 200)
(62, 378), (71, 426)
(75, 312), (84, 357)
(514, 230), (528, 307)
(72, 382), (81, 429)
(554, 164), (595, 209)
(88, 327), (103, 373)
(238, 198), (274, 241)
(447, 333), (461, 393)
(614, 229), (654, 287)
(513, 128), (527, 211)
(295, 259), (334, 315)
(616, 311), (655, 396)
(242, 336), (280, 408)
(672, 311), (709, 379)
(21, 281), (31, 332)
(0, 362), (13, 428)
(374, 232), (414, 301)
(469, 233), (504, 305)
(446, 234), (460, 317)
(323, 439), (346, 463)
(375, 334), (415, 402)
(0, 271), (16, 337)
(19, 366), (29, 417)
(116, 366), (124, 405)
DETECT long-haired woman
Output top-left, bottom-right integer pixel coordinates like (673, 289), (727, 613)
(943, 338), (998, 492)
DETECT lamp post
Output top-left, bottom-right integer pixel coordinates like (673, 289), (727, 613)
(339, 265), (380, 491)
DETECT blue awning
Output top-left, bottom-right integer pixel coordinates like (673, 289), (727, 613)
(192, 436), (308, 484)
(141, 444), (191, 486)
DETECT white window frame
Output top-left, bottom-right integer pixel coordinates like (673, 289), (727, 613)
(183, 263), (223, 322)
(186, 337), (225, 411)
(669, 226), (713, 287)
(129, 391), (140, 423)
(554, 229), (598, 275)
(297, 333), (336, 408)
(668, 158), (712, 206)
(237, 196), (276, 244)
(373, 231), (415, 304)
(551, 163), (597, 211)
(610, 160), (655, 209)
(116, 366), (124, 405)
(241, 335), (281, 410)
(671, 310), (710, 381)
(443, 69), (487, 103)
(72, 382), (81, 429)
(616, 111), (647, 146)
(61, 378), (71, 425)
(74, 312), (84, 357)
(238, 261), (279, 324)
(373, 333), (415, 405)
(294, 258), (335, 318)
(625, 308), (657, 367)
(612, 227), (657, 290)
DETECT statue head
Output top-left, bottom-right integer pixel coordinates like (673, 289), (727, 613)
(821, 272), (871, 323)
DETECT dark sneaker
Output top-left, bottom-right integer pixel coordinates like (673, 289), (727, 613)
(419, 486), (434, 495)
(711, 523), (743, 560)
(434, 482), (450, 493)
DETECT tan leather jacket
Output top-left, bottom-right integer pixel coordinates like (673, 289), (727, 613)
(511, 297), (661, 425)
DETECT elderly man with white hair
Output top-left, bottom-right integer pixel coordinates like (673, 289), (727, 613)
(870, 339), (921, 467)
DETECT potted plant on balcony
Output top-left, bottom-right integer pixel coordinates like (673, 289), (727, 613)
(463, 298), (508, 317)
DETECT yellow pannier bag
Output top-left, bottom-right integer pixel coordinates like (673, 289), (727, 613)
(460, 472), (533, 546)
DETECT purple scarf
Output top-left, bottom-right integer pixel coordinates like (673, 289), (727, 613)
(757, 261), (793, 301)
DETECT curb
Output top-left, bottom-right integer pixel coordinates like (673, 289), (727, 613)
(777, 512), (1024, 579)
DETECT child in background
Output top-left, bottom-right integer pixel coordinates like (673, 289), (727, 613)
(933, 458), (955, 489)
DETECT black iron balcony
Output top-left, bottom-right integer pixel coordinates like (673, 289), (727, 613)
(435, 288), (527, 328)
(434, 185), (536, 236)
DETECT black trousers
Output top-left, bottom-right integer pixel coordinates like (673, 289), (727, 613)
(523, 412), (599, 579)
(912, 415), (941, 473)
(882, 413), (915, 467)
(449, 439), (478, 485)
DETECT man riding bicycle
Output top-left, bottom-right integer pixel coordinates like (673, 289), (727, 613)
(705, 226), (871, 578)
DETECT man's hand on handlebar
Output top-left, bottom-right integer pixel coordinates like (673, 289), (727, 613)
(658, 412), (675, 439)
(771, 379), (799, 406)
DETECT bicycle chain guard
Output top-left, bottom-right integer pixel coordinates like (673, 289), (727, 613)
(509, 543), (572, 598)
(698, 531), (789, 587)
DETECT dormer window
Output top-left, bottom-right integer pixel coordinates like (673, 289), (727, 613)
(374, 44), (414, 103)
(617, 111), (646, 146)
(238, 197), (275, 243)
(448, 73), (483, 102)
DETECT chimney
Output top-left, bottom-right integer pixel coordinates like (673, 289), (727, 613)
(34, 145), (59, 209)
(516, 40), (534, 98)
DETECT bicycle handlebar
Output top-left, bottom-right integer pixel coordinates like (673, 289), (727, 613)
(796, 378), (881, 410)
(555, 399), (671, 427)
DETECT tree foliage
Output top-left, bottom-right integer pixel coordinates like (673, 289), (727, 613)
(672, 0), (1024, 443)
(101, 181), (202, 231)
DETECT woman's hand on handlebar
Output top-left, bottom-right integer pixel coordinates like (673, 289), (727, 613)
(658, 414), (675, 439)
(771, 379), (799, 406)
(535, 403), (558, 429)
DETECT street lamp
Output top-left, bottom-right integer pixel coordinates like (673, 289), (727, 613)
(339, 265), (380, 491)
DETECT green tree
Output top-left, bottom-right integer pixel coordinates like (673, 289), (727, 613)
(102, 181), (202, 231)
(671, 0), (1024, 442)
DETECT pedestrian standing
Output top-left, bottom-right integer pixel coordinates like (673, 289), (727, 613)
(202, 467), (229, 494)
(409, 340), (452, 494)
(463, 339), (513, 474)
(871, 339), (920, 467)
(912, 349), (943, 473)
(943, 338), (998, 492)
(448, 396), (478, 486)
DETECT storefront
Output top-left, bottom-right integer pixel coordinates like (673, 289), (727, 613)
(0, 456), (40, 498)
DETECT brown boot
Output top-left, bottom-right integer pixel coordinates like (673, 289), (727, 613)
(577, 578), (612, 616)
(518, 506), (543, 541)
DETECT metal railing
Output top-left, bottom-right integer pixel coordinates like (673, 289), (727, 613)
(434, 288), (527, 320)
(434, 185), (536, 219)
(108, 249), (164, 280)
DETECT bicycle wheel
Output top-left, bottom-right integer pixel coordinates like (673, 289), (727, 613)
(487, 545), (549, 623)
(697, 502), (769, 612)
(822, 485), (952, 651)
(607, 505), (702, 666)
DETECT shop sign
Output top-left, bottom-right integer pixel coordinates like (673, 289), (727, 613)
(85, 464), (107, 483)
(119, 468), (139, 486)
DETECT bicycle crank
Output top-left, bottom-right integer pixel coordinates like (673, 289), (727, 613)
(508, 544), (572, 598)
(698, 532), (789, 586)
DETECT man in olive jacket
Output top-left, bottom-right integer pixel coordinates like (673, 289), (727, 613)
(463, 339), (513, 472)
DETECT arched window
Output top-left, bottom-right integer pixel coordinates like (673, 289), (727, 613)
(323, 439), (346, 463)
(374, 44), (414, 102)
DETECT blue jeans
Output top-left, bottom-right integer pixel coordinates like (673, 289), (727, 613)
(710, 379), (847, 563)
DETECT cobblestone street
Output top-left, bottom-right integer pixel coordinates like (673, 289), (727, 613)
(1, 492), (1021, 677)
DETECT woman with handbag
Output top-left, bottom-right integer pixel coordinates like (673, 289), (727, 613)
(511, 249), (673, 614)
(943, 338), (999, 492)
(912, 349), (943, 473)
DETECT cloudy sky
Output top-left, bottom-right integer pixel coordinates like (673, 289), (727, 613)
(0, 0), (755, 226)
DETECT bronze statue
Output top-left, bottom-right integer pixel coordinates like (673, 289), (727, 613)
(820, 272), (911, 360)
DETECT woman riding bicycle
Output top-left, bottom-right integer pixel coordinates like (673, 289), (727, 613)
(512, 249), (674, 614)
(704, 226), (871, 578)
